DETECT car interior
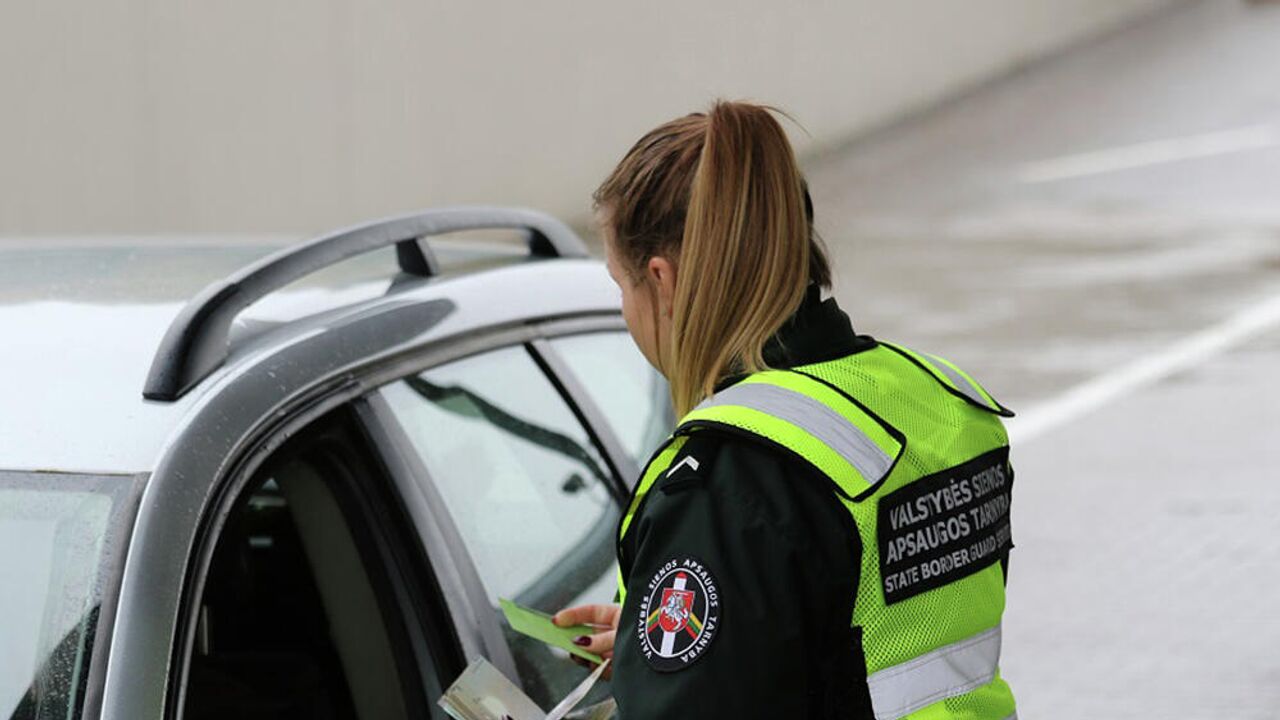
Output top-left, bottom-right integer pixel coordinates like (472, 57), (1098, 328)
(182, 412), (433, 720)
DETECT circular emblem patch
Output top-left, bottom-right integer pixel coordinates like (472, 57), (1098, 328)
(635, 556), (720, 672)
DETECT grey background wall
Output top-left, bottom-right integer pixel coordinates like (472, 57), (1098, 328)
(0, 0), (1172, 235)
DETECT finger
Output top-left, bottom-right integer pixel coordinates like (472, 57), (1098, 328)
(554, 603), (620, 628)
(575, 653), (614, 679)
(573, 648), (613, 668)
(571, 629), (616, 656)
(554, 603), (619, 627)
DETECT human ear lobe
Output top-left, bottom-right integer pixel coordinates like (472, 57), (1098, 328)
(647, 256), (677, 318)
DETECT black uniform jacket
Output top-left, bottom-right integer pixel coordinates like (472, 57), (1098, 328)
(613, 283), (879, 719)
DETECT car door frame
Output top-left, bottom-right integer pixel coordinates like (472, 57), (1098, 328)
(163, 400), (466, 719)
(353, 313), (644, 681)
(100, 289), (636, 719)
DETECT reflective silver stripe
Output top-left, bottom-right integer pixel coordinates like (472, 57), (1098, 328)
(693, 382), (893, 482)
(867, 625), (1002, 720)
(922, 351), (998, 411)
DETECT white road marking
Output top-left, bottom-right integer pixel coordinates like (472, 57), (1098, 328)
(1008, 287), (1280, 444)
(1018, 124), (1280, 183)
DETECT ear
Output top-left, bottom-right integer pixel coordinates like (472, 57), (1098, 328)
(645, 255), (677, 318)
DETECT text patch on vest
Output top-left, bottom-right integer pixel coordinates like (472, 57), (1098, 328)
(877, 447), (1013, 604)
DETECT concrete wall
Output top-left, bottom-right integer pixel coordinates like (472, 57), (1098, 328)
(0, 0), (1172, 235)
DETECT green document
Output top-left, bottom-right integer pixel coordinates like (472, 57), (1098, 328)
(499, 598), (604, 664)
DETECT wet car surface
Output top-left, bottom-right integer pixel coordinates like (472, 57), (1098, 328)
(0, 210), (672, 719)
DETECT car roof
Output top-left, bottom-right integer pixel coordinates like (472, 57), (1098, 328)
(0, 235), (620, 475)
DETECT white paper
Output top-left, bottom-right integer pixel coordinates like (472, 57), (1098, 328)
(438, 658), (546, 720)
(545, 658), (611, 720)
(438, 657), (613, 720)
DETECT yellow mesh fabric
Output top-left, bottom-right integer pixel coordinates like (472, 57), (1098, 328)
(620, 435), (689, 539)
(907, 673), (1016, 720)
(678, 404), (866, 496)
(797, 346), (1015, 717)
(619, 345), (1016, 717)
(921, 352), (1002, 410)
(883, 342), (1007, 415)
(733, 370), (902, 457)
(617, 435), (689, 604)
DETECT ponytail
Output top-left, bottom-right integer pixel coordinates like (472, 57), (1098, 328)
(595, 100), (832, 418)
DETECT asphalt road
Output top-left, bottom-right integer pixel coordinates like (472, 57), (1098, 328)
(805, 1), (1280, 716)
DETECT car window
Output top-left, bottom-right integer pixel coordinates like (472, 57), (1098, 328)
(378, 344), (619, 708)
(182, 410), (439, 720)
(0, 472), (134, 720)
(548, 331), (674, 467)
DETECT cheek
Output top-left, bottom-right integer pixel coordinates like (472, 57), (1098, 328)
(619, 284), (656, 358)
(620, 285), (644, 335)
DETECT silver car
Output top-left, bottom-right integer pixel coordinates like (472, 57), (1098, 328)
(0, 207), (672, 719)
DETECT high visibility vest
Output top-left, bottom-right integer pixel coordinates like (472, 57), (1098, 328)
(618, 342), (1018, 720)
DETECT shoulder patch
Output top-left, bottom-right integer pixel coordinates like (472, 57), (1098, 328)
(666, 454), (701, 477)
(656, 434), (720, 495)
(636, 556), (721, 672)
(658, 454), (702, 495)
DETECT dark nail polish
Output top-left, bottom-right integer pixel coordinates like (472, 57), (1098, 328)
(573, 636), (591, 647)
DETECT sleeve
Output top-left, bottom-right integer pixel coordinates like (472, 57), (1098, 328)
(610, 433), (859, 719)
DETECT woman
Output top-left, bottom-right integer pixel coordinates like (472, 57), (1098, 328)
(555, 101), (1018, 719)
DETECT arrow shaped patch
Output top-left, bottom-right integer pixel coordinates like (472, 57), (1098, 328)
(666, 455), (700, 478)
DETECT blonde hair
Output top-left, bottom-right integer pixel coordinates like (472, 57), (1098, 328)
(594, 100), (831, 418)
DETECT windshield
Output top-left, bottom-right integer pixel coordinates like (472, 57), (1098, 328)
(0, 471), (137, 720)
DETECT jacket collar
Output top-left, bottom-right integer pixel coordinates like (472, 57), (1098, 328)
(713, 282), (876, 393)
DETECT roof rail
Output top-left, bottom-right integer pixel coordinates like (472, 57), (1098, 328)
(143, 206), (590, 402)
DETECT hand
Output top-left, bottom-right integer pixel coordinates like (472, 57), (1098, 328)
(553, 603), (621, 680)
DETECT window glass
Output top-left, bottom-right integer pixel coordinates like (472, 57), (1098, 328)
(549, 331), (674, 467)
(0, 472), (133, 720)
(379, 344), (619, 706)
